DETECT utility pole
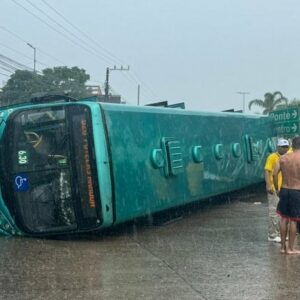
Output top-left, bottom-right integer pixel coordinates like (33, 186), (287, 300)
(137, 84), (140, 105)
(27, 43), (36, 73)
(104, 67), (110, 101)
(237, 91), (250, 113)
(104, 65), (130, 102)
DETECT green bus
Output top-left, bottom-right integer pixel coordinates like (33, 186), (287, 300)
(0, 95), (274, 237)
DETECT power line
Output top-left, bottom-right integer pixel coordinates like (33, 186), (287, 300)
(12, 0), (116, 65)
(0, 65), (15, 73)
(41, 0), (125, 66)
(0, 26), (65, 65)
(26, 0), (155, 102)
(39, 0), (158, 100)
(0, 42), (48, 67)
(0, 72), (10, 77)
(0, 26), (110, 88)
(130, 70), (159, 98)
(0, 53), (33, 71)
(0, 26), (27, 44)
(26, 0), (119, 66)
(4, 3), (158, 101)
(0, 60), (18, 72)
(35, 47), (65, 65)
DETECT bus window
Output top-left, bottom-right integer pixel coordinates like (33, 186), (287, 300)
(1, 105), (101, 234)
(2, 106), (76, 233)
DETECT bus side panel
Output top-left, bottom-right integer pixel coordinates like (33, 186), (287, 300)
(101, 105), (273, 224)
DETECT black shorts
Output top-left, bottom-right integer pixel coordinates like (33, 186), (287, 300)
(277, 188), (300, 221)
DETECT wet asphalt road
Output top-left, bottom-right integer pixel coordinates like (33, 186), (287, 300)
(0, 184), (300, 300)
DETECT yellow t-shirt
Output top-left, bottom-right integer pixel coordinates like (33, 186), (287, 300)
(264, 152), (282, 191)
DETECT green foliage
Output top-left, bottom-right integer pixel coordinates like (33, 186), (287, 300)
(276, 98), (300, 109)
(0, 66), (91, 106)
(248, 91), (288, 115)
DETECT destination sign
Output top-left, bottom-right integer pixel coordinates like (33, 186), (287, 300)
(274, 121), (299, 136)
(270, 108), (299, 123)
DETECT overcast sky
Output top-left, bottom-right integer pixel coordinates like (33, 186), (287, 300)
(1, 0), (300, 112)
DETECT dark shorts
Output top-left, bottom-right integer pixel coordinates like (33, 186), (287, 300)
(277, 188), (300, 221)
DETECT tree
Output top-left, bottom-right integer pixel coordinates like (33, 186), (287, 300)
(0, 66), (91, 106)
(0, 70), (42, 105)
(41, 66), (90, 99)
(276, 98), (300, 109)
(248, 91), (288, 115)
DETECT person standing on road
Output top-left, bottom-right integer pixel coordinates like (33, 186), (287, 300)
(265, 138), (289, 243)
(274, 136), (300, 254)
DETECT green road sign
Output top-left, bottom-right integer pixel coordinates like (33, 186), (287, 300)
(270, 108), (299, 123)
(274, 121), (299, 136)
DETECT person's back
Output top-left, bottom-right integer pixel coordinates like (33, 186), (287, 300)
(274, 136), (300, 254)
(280, 151), (300, 190)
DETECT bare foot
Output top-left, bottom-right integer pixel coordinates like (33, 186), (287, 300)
(286, 249), (300, 255)
(280, 241), (288, 254)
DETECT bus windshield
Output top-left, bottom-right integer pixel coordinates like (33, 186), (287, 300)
(1, 105), (101, 234)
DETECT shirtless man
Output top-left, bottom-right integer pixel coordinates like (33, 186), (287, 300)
(274, 136), (300, 254)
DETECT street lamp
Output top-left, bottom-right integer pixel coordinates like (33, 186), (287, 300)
(237, 92), (250, 113)
(27, 43), (36, 73)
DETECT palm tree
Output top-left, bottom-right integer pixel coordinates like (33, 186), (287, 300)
(248, 91), (288, 115)
(285, 98), (300, 108)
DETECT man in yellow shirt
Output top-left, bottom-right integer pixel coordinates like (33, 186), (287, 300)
(265, 138), (289, 242)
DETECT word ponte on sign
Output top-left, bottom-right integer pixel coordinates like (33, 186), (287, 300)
(270, 109), (298, 122)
